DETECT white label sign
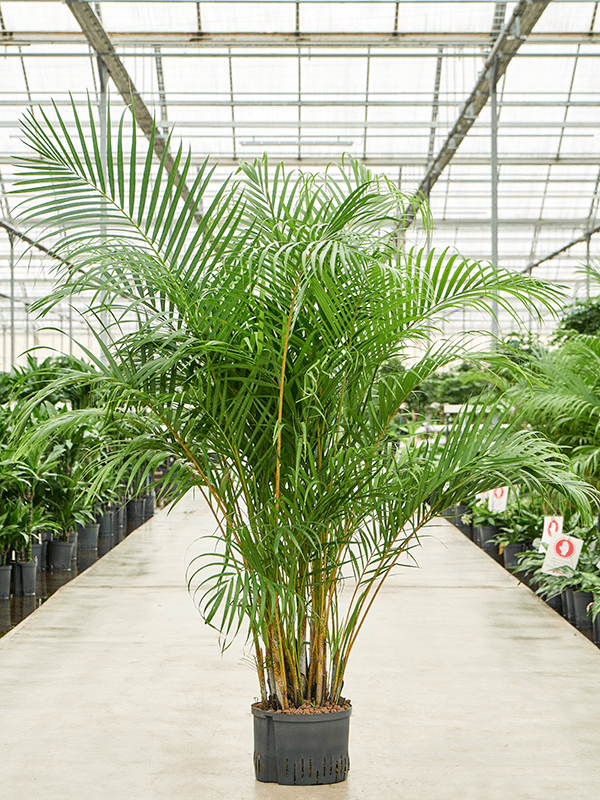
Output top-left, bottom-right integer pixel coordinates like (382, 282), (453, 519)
(541, 534), (583, 575)
(488, 486), (509, 513)
(475, 491), (488, 503)
(539, 516), (564, 552)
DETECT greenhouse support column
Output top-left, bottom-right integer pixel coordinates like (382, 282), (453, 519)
(9, 231), (15, 367)
(490, 57), (499, 342)
(587, 231), (591, 299)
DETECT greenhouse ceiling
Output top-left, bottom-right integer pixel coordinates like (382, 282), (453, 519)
(1, 0), (600, 367)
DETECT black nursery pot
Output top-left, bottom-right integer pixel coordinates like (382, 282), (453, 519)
(77, 523), (100, 550)
(474, 525), (500, 559)
(11, 562), (37, 596)
(572, 590), (593, 629)
(252, 704), (351, 786)
(126, 498), (146, 533)
(502, 543), (523, 570)
(0, 564), (12, 599)
(48, 540), (74, 571)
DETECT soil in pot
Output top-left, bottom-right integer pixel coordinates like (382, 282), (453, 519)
(252, 702), (351, 786)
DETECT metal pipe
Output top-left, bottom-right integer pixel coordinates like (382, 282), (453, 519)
(8, 233), (15, 367)
(490, 58), (499, 343)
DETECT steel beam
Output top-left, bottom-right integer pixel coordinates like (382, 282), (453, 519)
(4, 154), (600, 168)
(1, 30), (599, 46)
(65, 1), (203, 222)
(416, 0), (551, 204)
(525, 222), (600, 272)
(0, 218), (73, 263)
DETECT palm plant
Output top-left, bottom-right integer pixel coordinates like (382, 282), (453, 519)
(502, 335), (600, 487)
(12, 102), (595, 712)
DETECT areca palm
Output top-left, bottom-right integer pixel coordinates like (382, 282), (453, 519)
(12, 102), (594, 711)
(503, 334), (600, 486)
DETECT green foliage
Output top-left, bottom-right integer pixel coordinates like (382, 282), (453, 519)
(515, 512), (600, 620)
(553, 297), (600, 342)
(11, 99), (594, 710)
(503, 335), (600, 487)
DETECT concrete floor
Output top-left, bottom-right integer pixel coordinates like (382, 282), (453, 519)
(1, 493), (600, 800)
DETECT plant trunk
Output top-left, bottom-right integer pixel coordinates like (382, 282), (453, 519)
(267, 624), (288, 710)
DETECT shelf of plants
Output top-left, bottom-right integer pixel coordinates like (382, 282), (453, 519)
(0, 357), (176, 637)
(444, 489), (600, 647)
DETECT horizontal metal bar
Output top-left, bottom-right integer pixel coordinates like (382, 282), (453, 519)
(3, 119), (600, 130)
(20, 0), (596, 4)
(3, 30), (600, 47)
(6, 97), (600, 109)
(5, 155), (600, 167)
(2, 49), (600, 58)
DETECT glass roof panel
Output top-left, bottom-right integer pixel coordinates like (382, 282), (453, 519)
(395, 2), (494, 32)
(2, 0), (600, 350)
(100, 1), (196, 31)
(201, 2), (296, 32)
(1, 1), (79, 30)
(300, 2), (396, 32)
(533, 2), (595, 32)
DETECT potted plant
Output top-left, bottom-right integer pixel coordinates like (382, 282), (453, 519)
(465, 500), (507, 559)
(12, 104), (595, 784)
(492, 490), (544, 569)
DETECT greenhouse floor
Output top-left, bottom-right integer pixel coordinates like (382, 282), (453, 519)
(1, 494), (600, 800)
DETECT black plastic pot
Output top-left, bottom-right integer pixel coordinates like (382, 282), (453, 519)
(48, 540), (74, 571)
(572, 590), (593, 629)
(0, 564), (11, 599)
(563, 588), (575, 625)
(593, 613), (600, 646)
(252, 704), (351, 786)
(68, 531), (78, 559)
(77, 523), (99, 550)
(444, 504), (472, 538)
(97, 533), (115, 557)
(126, 498), (146, 533)
(38, 529), (53, 571)
(11, 562), (37, 596)
(98, 511), (113, 537)
(502, 543), (523, 570)
(31, 542), (43, 571)
(474, 525), (500, 560)
(116, 505), (127, 541)
(144, 491), (155, 520)
(546, 593), (563, 615)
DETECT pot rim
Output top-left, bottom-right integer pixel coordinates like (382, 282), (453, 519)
(251, 702), (352, 722)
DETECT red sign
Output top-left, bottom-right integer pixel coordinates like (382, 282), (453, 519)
(548, 519), (559, 535)
(493, 487), (505, 499)
(554, 538), (575, 559)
